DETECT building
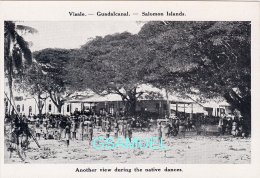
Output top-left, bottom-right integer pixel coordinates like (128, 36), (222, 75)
(4, 82), (231, 118)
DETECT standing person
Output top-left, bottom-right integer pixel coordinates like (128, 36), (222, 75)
(119, 118), (123, 135)
(126, 121), (133, 142)
(105, 120), (111, 138)
(71, 119), (77, 140)
(88, 120), (94, 145)
(165, 123), (171, 138)
(79, 117), (84, 141)
(157, 122), (163, 142)
(42, 121), (48, 140)
(101, 117), (105, 132)
(179, 118), (186, 137)
(175, 118), (180, 133)
(222, 117), (227, 135)
(123, 120), (127, 138)
(65, 122), (71, 147)
(84, 117), (89, 139)
(231, 118), (238, 137)
(195, 117), (202, 135)
(58, 118), (66, 140)
(114, 120), (119, 138)
(218, 116), (224, 135)
(147, 118), (152, 131)
(226, 117), (232, 135)
(35, 121), (41, 140)
(20, 117), (31, 150)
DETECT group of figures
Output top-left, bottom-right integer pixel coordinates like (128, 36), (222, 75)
(4, 111), (249, 162)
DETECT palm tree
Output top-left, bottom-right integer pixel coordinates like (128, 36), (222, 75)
(4, 21), (37, 114)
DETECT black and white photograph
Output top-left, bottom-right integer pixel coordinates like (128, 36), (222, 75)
(3, 20), (251, 164)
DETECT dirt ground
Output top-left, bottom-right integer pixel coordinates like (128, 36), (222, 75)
(4, 129), (251, 164)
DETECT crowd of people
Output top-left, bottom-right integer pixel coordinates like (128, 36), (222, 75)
(4, 109), (249, 162)
(5, 111), (249, 146)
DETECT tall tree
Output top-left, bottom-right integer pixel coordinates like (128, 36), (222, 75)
(33, 48), (73, 113)
(4, 21), (37, 113)
(67, 32), (151, 116)
(16, 62), (48, 117)
(141, 21), (251, 127)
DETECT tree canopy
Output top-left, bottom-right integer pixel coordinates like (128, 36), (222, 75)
(140, 21), (251, 122)
(33, 48), (75, 113)
(21, 21), (250, 120)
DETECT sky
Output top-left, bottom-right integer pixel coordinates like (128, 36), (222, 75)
(17, 21), (144, 52)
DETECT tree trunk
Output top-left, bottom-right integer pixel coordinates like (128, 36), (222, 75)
(49, 91), (64, 114)
(57, 104), (62, 113)
(125, 90), (137, 116)
(224, 91), (251, 133)
(8, 66), (16, 115)
(126, 97), (137, 116)
(165, 88), (170, 117)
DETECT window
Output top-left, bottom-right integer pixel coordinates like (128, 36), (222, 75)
(67, 104), (70, 112)
(17, 105), (20, 112)
(156, 103), (160, 109)
(48, 104), (52, 112)
(29, 106), (32, 113)
(22, 104), (24, 112)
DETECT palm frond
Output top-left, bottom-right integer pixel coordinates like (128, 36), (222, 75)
(4, 21), (16, 40)
(16, 33), (32, 64)
(16, 25), (38, 34)
(12, 45), (23, 72)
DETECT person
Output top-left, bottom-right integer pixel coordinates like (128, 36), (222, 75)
(218, 116), (224, 135)
(58, 119), (66, 140)
(186, 119), (191, 131)
(42, 121), (48, 140)
(71, 119), (77, 140)
(9, 116), (32, 161)
(157, 122), (163, 142)
(54, 131), (59, 140)
(84, 117), (89, 139)
(88, 120), (94, 145)
(105, 120), (111, 138)
(101, 117), (106, 132)
(226, 117), (232, 135)
(194, 117), (201, 135)
(65, 123), (71, 147)
(123, 121), (127, 138)
(20, 117), (32, 149)
(231, 119), (238, 137)
(237, 125), (245, 137)
(114, 120), (119, 138)
(179, 117), (186, 137)
(172, 119), (178, 136)
(126, 121), (133, 142)
(165, 123), (171, 138)
(35, 121), (41, 140)
(79, 117), (84, 141)
(222, 117), (227, 135)
(147, 119), (152, 131)
(119, 119), (123, 135)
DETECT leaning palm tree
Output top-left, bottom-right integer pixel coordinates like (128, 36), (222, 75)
(4, 21), (38, 114)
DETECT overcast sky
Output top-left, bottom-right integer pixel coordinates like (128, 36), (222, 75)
(17, 21), (144, 52)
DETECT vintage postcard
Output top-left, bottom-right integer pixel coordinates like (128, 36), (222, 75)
(0, 1), (260, 178)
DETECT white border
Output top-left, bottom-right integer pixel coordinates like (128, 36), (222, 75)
(0, 1), (260, 178)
